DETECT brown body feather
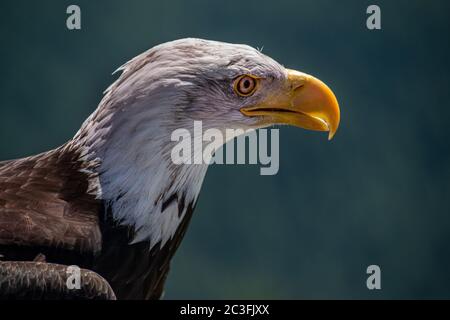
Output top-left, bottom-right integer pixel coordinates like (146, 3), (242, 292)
(0, 144), (195, 299)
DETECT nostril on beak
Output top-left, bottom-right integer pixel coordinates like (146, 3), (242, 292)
(292, 82), (305, 91)
(286, 69), (308, 91)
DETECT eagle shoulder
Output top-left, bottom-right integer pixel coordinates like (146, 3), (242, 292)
(0, 144), (102, 264)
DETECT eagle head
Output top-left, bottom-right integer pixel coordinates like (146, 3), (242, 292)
(74, 38), (340, 246)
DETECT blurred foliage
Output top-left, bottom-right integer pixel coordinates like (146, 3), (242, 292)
(1, 0), (450, 299)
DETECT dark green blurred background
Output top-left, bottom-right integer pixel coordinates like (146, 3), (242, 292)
(1, 0), (450, 299)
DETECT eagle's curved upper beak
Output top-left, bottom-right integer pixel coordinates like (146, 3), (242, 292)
(240, 69), (340, 140)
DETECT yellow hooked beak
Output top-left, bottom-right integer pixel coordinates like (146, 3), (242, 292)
(240, 69), (340, 140)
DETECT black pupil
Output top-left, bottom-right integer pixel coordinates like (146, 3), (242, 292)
(243, 79), (251, 90)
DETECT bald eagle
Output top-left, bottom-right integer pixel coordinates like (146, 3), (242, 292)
(0, 39), (339, 300)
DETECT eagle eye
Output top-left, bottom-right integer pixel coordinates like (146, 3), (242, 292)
(233, 75), (258, 97)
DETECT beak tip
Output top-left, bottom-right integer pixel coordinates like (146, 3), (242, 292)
(328, 130), (335, 140)
(328, 119), (339, 140)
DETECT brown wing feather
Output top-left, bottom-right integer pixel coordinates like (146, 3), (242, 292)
(0, 261), (116, 300)
(0, 144), (102, 261)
